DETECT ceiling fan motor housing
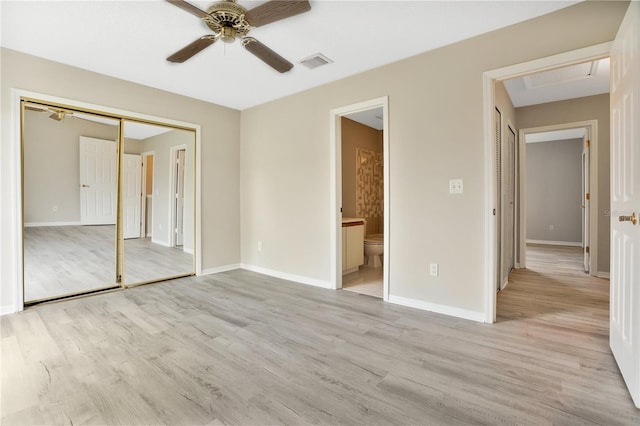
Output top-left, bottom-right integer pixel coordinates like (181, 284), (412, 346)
(204, 0), (251, 42)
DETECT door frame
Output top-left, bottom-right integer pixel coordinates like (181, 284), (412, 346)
(517, 121), (598, 273)
(8, 89), (202, 314)
(329, 96), (390, 301)
(140, 151), (154, 238)
(482, 42), (612, 323)
(169, 145), (187, 249)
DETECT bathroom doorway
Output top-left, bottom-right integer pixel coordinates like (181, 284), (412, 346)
(330, 97), (389, 300)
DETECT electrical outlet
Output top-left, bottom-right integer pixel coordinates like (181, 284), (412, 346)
(257, 241), (263, 252)
(449, 179), (463, 194)
(549, 224), (555, 230)
(430, 263), (439, 277)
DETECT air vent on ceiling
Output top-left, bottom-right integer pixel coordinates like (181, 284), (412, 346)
(300, 53), (333, 69)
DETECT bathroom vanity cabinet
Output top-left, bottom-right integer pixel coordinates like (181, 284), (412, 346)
(342, 218), (365, 274)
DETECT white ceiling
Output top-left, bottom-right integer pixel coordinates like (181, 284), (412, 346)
(345, 107), (383, 130)
(1, 0), (580, 111)
(504, 58), (610, 107)
(525, 128), (586, 143)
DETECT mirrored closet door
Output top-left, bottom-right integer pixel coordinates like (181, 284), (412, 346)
(22, 101), (196, 304)
(121, 120), (195, 286)
(22, 102), (121, 303)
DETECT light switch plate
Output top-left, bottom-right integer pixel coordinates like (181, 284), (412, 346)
(449, 179), (463, 194)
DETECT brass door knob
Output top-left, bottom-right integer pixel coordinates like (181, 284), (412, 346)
(619, 212), (637, 225)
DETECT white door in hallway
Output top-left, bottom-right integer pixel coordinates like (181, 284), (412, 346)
(610, 1), (640, 408)
(79, 136), (117, 225)
(123, 154), (142, 239)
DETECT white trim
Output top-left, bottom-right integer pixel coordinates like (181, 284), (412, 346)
(200, 263), (241, 276)
(151, 237), (171, 247)
(526, 239), (583, 247)
(183, 248), (194, 255)
(388, 295), (485, 323)
(9, 89), (203, 313)
(483, 42), (611, 324)
(597, 271), (610, 279)
(329, 96), (390, 301)
(1, 303), (18, 316)
(241, 264), (332, 289)
(168, 144), (188, 249)
(140, 151), (154, 241)
(24, 221), (82, 227)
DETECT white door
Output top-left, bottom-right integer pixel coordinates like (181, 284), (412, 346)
(79, 136), (117, 225)
(175, 149), (186, 247)
(582, 129), (590, 272)
(123, 154), (142, 239)
(610, 1), (640, 408)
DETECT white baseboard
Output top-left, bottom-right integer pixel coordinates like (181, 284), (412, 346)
(1, 303), (19, 316)
(151, 238), (170, 247)
(388, 295), (484, 322)
(526, 239), (582, 247)
(597, 271), (610, 279)
(24, 221), (81, 227)
(200, 263), (241, 276)
(240, 264), (332, 289)
(183, 247), (194, 255)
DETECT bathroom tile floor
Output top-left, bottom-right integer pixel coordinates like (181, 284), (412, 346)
(342, 266), (383, 298)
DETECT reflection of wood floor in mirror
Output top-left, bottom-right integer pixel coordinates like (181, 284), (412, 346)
(24, 225), (193, 302)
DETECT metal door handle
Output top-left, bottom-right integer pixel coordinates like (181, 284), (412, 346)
(81, 184), (90, 188)
(619, 212), (637, 225)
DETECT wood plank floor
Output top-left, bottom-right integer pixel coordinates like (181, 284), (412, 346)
(2, 245), (638, 424)
(24, 226), (193, 302)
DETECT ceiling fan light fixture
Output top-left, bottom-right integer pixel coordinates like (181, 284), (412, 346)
(220, 26), (237, 43)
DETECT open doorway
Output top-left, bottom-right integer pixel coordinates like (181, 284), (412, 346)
(483, 43), (612, 323)
(340, 108), (385, 298)
(330, 96), (389, 301)
(519, 122), (596, 275)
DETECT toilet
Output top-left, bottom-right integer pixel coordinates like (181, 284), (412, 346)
(364, 234), (384, 268)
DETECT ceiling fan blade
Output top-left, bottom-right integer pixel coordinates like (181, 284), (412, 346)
(244, 0), (310, 27)
(242, 38), (293, 73)
(165, 0), (210, 19)
(167, 36), (217, 63)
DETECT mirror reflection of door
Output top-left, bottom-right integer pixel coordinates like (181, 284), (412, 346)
(122, 121), (195, 285)
(22, 103), (120, 303)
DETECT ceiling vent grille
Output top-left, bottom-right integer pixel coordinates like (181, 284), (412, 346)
(300, 53), (333, 69)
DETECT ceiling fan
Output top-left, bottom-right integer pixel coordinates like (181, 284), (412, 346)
(166, 0), (311, 73)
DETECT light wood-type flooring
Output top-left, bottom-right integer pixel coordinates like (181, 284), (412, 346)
(2, 245), (638, 424)
(24, 225), (193, 302)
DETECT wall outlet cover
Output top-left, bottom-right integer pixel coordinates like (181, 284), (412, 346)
(449, 179), (463, 194)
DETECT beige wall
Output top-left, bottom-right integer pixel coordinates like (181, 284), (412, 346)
(1, 48), (241, 312)
(516, 93), (611, 272)
(341, 117), (383, 235)
(137, 129), (195, 253)
(240, 2), (627, 314)
(526, 139), (584, 243)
